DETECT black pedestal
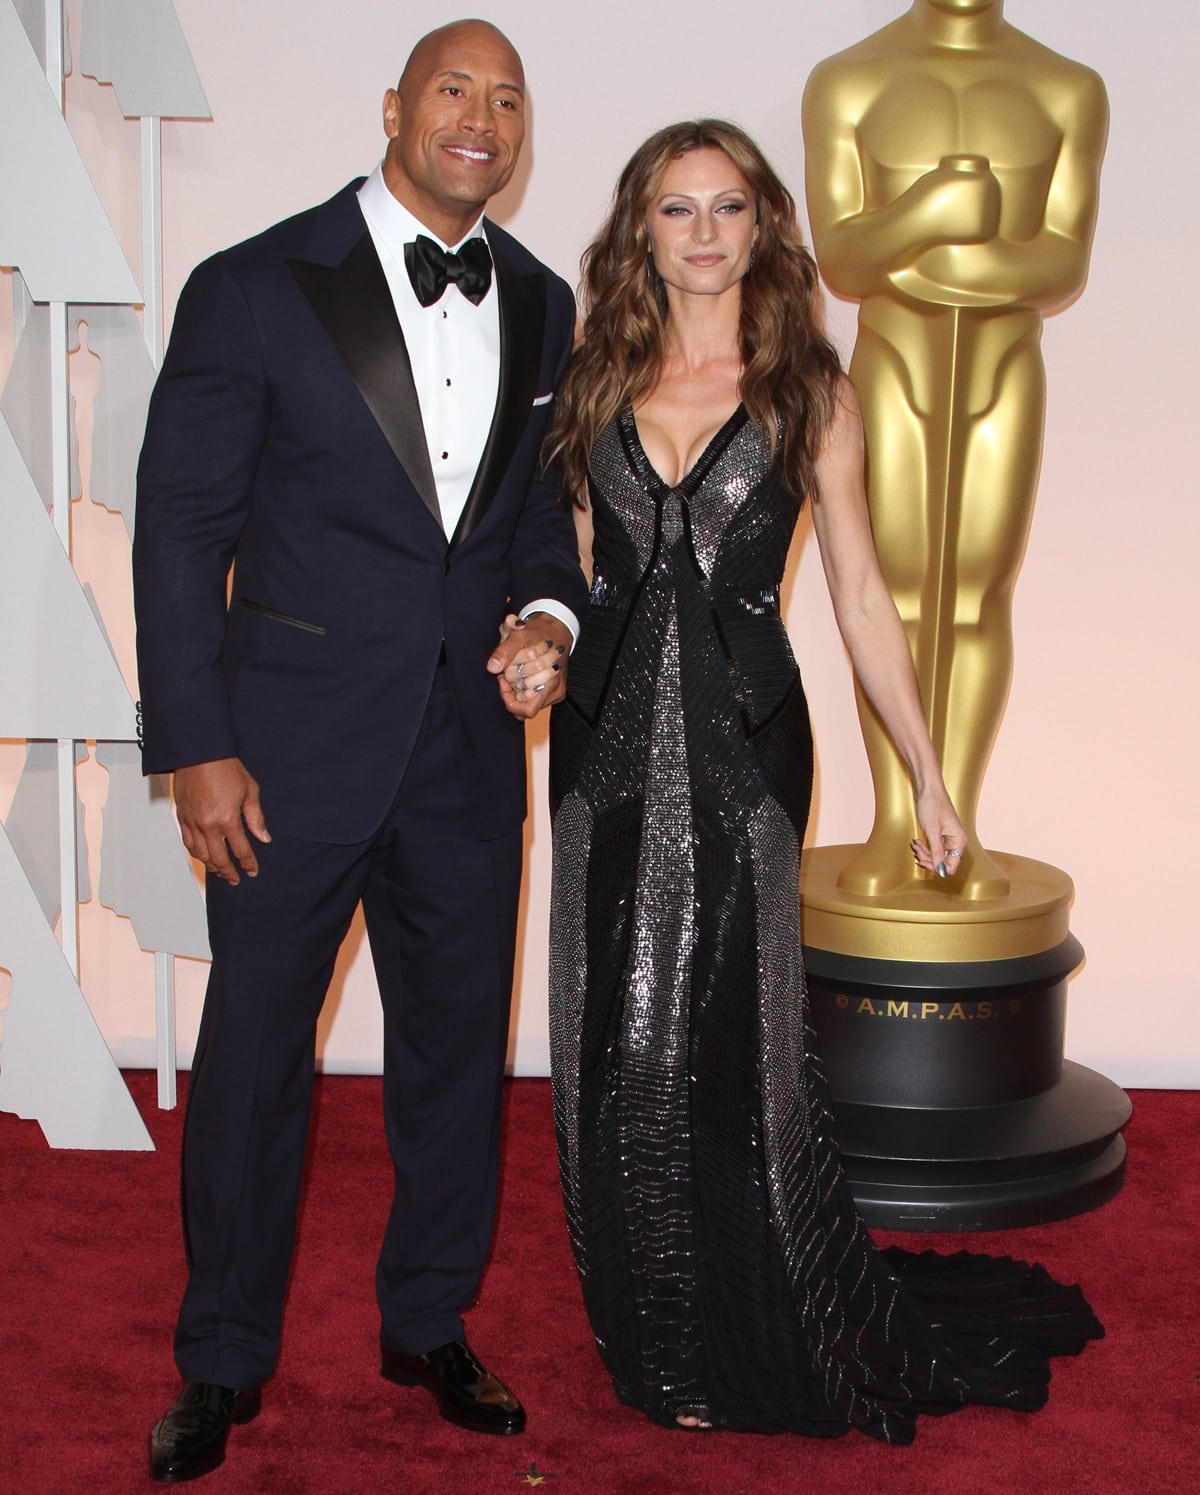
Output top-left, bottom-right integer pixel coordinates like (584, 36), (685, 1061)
(804, 937), (1132, 1230)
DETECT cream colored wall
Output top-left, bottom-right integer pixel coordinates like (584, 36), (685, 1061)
(6, 0), (1195, 1085)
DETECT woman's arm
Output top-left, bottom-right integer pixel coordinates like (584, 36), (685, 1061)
(572, 497), (594, 587)
(809, 379), (966, 877)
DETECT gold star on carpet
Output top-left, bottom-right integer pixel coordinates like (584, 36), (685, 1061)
(513, 1461), (557, 1485)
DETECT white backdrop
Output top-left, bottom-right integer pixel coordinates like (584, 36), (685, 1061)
(4, 0), (1196, 1087)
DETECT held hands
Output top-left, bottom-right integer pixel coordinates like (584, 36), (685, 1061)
(909, 784), (969, 881)
(173, 757), (271, 885)
(488, 612), (570, 720)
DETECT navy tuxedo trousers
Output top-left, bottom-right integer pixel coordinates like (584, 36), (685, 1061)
(174, 665), (523, 1388)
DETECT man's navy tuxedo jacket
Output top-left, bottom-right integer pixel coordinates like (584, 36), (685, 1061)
(133, 181), (586, 844)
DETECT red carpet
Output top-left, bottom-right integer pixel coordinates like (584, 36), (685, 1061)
(0, 1076), (1194, 1494)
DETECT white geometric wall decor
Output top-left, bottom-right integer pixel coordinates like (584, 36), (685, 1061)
(0, 0), (140, 304)
(11, 0), (60, 71)
(0, 818), (152, 1148)
(94, 741), (209, 960)
(4, 741), (90, 925)
(80, 0), (209, 119)
(2, 0), (217, 1134)
(0, 412), (136, 739)
(67, 304), (155, 535)
(0, 289), (52, 508)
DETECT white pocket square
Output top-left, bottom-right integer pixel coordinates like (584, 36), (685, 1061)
(532, 392), (554, 407)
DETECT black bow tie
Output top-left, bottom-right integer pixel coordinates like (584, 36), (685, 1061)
(404, 234), (493, 307)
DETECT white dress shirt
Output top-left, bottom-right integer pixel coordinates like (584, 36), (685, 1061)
(357, 165), (577, 644)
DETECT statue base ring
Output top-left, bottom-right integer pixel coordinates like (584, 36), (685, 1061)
(800, 847), (1131, 1231)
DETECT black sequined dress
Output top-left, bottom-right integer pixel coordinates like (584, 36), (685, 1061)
(548, 409), (1102, 1442)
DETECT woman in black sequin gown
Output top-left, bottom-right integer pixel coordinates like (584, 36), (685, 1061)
(521, 121), (1101, 1442)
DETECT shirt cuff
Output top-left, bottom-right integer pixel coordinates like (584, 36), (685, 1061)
(519, 599), (580, 651)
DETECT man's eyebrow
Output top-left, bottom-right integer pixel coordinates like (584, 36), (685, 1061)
(435, 68), (525, 97)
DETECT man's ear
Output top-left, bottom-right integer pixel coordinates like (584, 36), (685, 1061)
(382, 88), (402, 141)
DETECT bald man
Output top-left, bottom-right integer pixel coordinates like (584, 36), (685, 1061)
(135, 21), (585, 1481)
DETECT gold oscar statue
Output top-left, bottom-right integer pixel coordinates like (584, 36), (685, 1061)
(795, 3), (1126, 1230)
(802, 0), (1108, 932)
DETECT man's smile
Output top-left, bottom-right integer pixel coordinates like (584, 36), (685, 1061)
(444, 144), (497, 163)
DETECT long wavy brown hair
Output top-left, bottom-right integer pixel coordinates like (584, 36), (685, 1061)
(545, 119), (843, 505)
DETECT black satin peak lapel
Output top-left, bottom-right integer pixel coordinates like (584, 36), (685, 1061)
(287, 236), (442, 527)
(450, 249), (546, 549)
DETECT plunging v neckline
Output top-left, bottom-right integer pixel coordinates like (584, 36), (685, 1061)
(619, 403), (748, 498)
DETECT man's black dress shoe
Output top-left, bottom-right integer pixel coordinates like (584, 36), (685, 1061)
(381, 1340), (526, 1435)
(149, 1381), (262, 1483)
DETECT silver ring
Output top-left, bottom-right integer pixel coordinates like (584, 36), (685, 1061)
(945, 848), (963, 860)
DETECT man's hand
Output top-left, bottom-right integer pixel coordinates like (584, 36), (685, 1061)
(488, 612), (571, 720)
(173, 757), (271, 884)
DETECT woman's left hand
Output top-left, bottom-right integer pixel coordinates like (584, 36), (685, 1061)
(910, 787), (969, 880)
